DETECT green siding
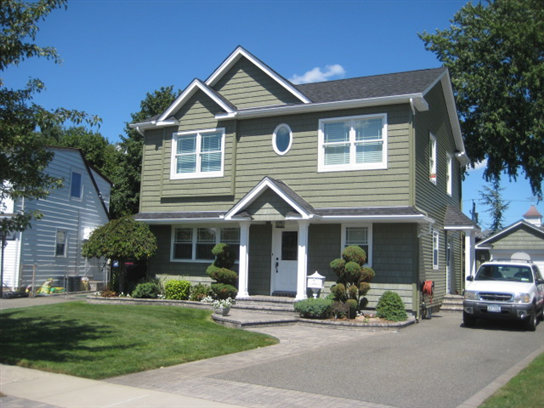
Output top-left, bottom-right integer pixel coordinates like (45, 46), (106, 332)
(214, 57), (301, 109)
(246, 189), (295, 221)
(307, 224), (342, 282)
(490, 226), (544, 251)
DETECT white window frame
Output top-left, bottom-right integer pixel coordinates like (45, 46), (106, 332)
(432, 229), (439, 269)
(272, 123), (293, 156)
(55, 229), (68, 257)
(171, 226), (240, 263)
(429, 133), (437, 184)
(318, 113), (387, 172)
(446, 153), (453, 196)
(170, 128), (225, 180)
(341, 224), (373, 266)
(70, 171), (83, 200)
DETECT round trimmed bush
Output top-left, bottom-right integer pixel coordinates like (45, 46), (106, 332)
(164, 280), (191, 300)
(211, 283), (237, 300)
(342, 245), (367, 265)
(376, 291), (408, 322)
(132, 282), (161, 299)
(294, 298), (333, 319)
(190, 283), (211, 301)
(361, 267), (375, 282)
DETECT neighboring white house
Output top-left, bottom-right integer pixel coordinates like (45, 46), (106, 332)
(476, 205), (544, 272)
(1, 147), (111, 292)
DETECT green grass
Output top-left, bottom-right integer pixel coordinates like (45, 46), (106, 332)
(0, 302), (278, 379)
(479, 352), (544, 408)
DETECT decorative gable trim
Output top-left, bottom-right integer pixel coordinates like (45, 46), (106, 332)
(476, 220), (544, 248)
(158, 79), (236, 122)
(206, 46), (311, 105)
(224, 177), (314, 221)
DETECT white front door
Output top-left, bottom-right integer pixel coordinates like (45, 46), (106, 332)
(272, 228), (298, 293)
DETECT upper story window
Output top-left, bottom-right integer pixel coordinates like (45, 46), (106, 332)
(318, 114), (387, 172)
(171, 128), (225, 179)
(70, 172), (82, 199)
(429, 133), (437, 184)
(341, 224), (373, 266)
(446, 153), (453, 196)
(273, 124), (292, 155)
(55, 229), (67, 257)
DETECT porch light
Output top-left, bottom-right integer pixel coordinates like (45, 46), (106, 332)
(307, 271), (325, 298)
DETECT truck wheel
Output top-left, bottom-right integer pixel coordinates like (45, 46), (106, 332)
(538, 307), (544, 322)
(525, 307), (537, 331)
(463, 312), (476, 328)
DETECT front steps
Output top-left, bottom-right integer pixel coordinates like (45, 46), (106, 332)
(233, 296), (296, 314)
(441, 294), (463, 312)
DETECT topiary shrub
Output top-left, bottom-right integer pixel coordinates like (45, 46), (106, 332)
(164, 280), (191, 300)
(376, 291), (408, 322)
(294, 298), (334, 319)
(206, 244), (238, 300)
(346, 298), (358, 319)
(190, 283), (211, 301)
(132, 282), (161, 299)
(332, 301), (349, 318)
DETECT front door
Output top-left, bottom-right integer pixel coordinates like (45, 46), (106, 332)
(272, 228), (298, 293)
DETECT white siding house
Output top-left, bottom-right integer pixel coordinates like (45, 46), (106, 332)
(1, 147), (111, 292)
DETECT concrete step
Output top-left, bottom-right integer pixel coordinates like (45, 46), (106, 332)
(441, 294), (463, 312)
(233, 296), (296, 314)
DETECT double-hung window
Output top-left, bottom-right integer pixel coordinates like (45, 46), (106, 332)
(55, 229), (67, 257)
(318, 114), (387, 172)
(171, 128), (225, 179)
(70, 172), (82, 199)
(342, 224), (372, 265)
(432, 229), (439, 269)
(172, 226), (240, 262)
(429, 133), (437, 184)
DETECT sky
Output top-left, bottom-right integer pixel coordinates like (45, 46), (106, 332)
(4, 0), (542, 229)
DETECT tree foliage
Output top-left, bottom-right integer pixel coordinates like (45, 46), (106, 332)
(115, 86), (179, 216)
(1, 0), (100, 236)
(479, 179), (510, 233)
(419, 0), (544, 198)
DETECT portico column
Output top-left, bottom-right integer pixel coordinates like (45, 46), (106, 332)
(237, 221), (250, 299)
(296, 220), (309, 300)
(464, 229), (476, 283)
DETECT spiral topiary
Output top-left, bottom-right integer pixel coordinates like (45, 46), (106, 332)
(206, 243), (238, 300)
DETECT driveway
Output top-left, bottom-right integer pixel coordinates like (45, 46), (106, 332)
(108, 312), (544, 408)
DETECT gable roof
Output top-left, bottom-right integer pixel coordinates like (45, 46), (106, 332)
(444, 205), (480, 231)
(476, 219), (544, 248)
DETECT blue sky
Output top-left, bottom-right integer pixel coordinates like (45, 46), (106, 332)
(4, 0), (542, 228)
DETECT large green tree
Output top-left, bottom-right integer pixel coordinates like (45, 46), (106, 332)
(115, 86), (179, 216)
(479, 179), (510, 233)
(1, 0), (99, 235)
(420, 0), (544, 198)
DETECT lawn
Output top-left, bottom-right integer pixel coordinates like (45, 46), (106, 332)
(479, 351), (544, 408)
(0, 302), (278, 379)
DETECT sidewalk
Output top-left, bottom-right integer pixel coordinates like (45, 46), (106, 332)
(1, 364), (243, 408)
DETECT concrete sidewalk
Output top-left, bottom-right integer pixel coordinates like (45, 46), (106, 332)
(1, 364), (243, 408)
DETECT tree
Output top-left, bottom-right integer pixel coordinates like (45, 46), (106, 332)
(81, 216), (157, 294)
(479, 179), (510, 233)
(115, 86), (179, 216)
(419, 0), (544, 198)
(1, 0), (100, 236)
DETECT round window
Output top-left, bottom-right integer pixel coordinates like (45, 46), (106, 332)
(273, 124), (292, 155)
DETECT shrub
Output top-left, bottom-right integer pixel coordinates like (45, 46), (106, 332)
(211, 283), (238, 300)
(206, 267), (238, 286)
(294, 298), (333, 319)
(331, 283), (347, 302)
(164, 280), (191, 300)
(342, 245), (366, 264)
(346, 298), (358, 319)
(100, 289), (117, 298)
(332, 301), (349, 318)
(132, 282), (161, 299)
(190, 283), (211, 301)
(376, 291), (408, 322)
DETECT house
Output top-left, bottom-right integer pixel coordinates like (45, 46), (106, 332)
(132, 46), (479, 312)
(0, 147), (111, 293)
(476, 205), (544, 271)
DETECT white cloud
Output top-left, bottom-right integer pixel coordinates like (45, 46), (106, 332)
(467, 159), (488, 172)
(290, 64), (346, 84)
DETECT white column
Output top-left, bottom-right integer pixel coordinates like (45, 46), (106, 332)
(296, 220), (309, 300)
(237, 221), (250, 299)
(464, 230), (476, 282)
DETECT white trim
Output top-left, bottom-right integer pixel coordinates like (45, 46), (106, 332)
(341, 223), (373, 266)
(55, 229), (68, 258)
(170, 128), (225, 180)
(446, 152), (453, 196)
(206, 46), (311, 104)
(159, 79), (235, 122)
(224, 177), (311, 220)
(272, 123), (293, 156)
(318, 113), (388, 173)
(429, 133), (437, 185)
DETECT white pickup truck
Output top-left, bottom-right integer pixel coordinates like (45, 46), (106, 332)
(463, 260), (544, 331)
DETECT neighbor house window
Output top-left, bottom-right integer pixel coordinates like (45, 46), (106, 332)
(446, 153), (453, 196)
(432, 229), (439, 269)
(318, 114), (387, 172)
(55, 230), (67, 257)
(171, 128), (225, 179)
(172, 226), (240, 262)
(70, 172), (82, 199)
(273, 124), (292, 155)
(429, 133), (437, 184)
(342, 225), (372, 265)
